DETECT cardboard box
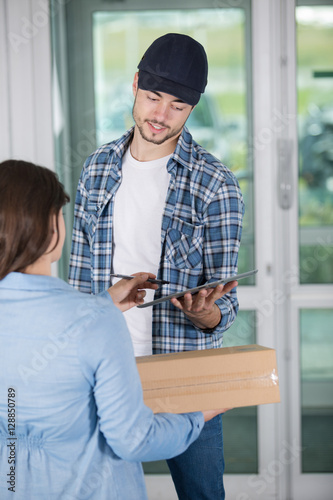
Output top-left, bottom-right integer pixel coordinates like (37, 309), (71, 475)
(136, 344), (280, 413)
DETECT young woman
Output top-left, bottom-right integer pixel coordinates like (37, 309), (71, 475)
(0, 160), (223, 499)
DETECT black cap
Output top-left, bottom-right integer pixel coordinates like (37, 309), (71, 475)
(137, 33), (208, 106)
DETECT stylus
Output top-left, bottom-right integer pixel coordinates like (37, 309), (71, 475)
(110, 273), (170, 285)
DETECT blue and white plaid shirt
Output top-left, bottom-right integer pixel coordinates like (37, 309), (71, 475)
(69, 126), (244, 353)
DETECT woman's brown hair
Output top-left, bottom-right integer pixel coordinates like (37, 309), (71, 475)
(0, 160), (70, 280)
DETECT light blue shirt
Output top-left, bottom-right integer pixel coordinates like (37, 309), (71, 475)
(0, 273), (204, 499)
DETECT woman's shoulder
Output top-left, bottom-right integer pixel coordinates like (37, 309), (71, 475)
(57, 282), (122, 323)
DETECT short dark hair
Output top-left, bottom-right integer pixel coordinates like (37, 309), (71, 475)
(0, 160), (70, 280)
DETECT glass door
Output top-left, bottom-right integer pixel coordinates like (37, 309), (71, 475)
(270, 1), (333, 498)
(90, 1), (258, 486)
(51, 1), (262, 496)
(50, 0), (333, 497)
(290, 2), (333, 498)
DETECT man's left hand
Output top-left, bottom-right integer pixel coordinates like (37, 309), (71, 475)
(170, 281), (237, 331)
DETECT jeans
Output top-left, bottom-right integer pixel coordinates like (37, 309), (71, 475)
(167, 415), (225, 500)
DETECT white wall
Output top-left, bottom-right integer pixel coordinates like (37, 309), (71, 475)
(0, 0), (54, 169)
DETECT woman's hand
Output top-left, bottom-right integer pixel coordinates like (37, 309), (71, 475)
(107, 273), (158, 312)
(202, 408), (232, 422)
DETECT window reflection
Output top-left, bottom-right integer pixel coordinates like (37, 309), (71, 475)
(300, 309), (333, 472)
(93, 8), (255, 280)
(93, 8), (256, 476)
(297, 6), (333, 284)
(223, 310), (258, 474)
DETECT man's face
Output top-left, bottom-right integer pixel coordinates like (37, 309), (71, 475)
(132, 74), (193, 147)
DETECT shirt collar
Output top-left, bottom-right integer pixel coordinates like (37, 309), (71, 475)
(112, 127), (134, 158)
(171, 126), (194, 172)
(0, 272), (71, 292)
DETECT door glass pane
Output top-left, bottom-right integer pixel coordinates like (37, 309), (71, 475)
(223, 310), (258, 474)
(52, 1), (256, 477)
(300, 309), (333, 472)
(143, 310), (258, 475)
(296, 5), (333, 284)
(93, 8), (255, 476)
(93, 6), (255, 282)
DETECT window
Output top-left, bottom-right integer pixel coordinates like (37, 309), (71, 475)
(296, 5), (333, 284)
(52, 2), (255, 285)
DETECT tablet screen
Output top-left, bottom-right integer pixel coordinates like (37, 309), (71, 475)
(137, 269), (258, 308)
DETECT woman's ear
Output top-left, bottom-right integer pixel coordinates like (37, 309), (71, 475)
(46, 213), (58, 248)
(52, 214), (58, 235)
(48, 210), (65, 263)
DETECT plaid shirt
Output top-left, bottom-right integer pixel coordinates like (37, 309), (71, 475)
(69, 126), (244, 353)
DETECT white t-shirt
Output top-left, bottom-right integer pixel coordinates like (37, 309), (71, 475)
(112, 147), (171, 356)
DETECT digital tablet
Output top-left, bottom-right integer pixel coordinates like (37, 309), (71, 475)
(137, 269), (258, 308)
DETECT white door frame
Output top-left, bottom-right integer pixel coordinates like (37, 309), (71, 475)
(267, 0), (333, 499)
(3, 0), (332, 498)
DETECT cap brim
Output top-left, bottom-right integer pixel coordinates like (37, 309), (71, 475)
(138, 70), (200, 106)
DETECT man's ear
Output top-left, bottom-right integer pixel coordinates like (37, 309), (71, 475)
(132, 72), (139, 96)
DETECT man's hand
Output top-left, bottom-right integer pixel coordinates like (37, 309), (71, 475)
(107, 273), (158, 312)
(170, 281), (238, 331)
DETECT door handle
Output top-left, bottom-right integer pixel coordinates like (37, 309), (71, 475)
(277, 137), (294, 209)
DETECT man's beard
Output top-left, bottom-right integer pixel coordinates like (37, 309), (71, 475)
(132, 98), (187, 146)
(135, 119), (184, 145)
